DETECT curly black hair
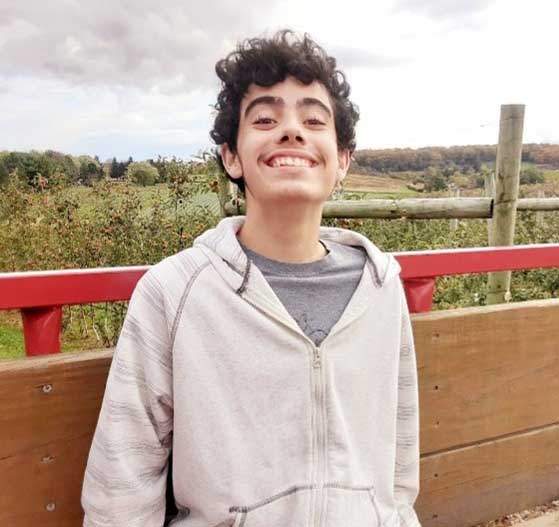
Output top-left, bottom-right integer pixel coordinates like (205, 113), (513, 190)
(210, 29), (360, 195)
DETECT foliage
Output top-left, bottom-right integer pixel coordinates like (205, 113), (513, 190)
(125, 161), (159, 186)
(76, 155), (104, 185)
(0, 150), (103, 187)
(0, 158), (219, 351)
(519, 165), (545, 185)
(2, 149), (559, 358)
(423, 166), (448, 192)
(109, 157), (133, 180)
(351, 143), (559, 174)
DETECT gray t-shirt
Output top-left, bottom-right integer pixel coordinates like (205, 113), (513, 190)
(239, 239), (367, 347)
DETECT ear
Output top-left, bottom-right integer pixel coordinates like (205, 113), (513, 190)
(220, 144), (243, 180)
(337, 149), (351, 182)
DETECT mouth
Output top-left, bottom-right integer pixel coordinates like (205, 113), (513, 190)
(264, 155), (319, 169)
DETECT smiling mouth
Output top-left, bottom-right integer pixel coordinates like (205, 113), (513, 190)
(265, 156), (318, 168)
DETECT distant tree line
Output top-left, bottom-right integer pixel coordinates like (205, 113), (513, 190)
(0, 151), (178, 188)
(0, 150), (106, 187)
(351, 144), (559, 174)
(1, 145), (555, 191)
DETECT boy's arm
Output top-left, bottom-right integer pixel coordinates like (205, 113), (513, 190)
(394, 282), (422, 527)
(81, 270), (174, 527)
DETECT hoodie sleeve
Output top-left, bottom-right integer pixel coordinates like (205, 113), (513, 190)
(394, 282), (422, 527)
(81, 270), (174, 527)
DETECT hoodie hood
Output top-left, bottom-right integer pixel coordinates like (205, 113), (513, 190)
(192, 216), (401, 295)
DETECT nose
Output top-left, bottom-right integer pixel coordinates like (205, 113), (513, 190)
(279, 128), (304, 144)
(277, 113), (305, 145)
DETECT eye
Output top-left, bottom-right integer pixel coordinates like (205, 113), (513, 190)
(253, 116), (276, 125)
(306, 117), (326, 126)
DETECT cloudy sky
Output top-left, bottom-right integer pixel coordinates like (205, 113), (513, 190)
(1, 0), (558, 161)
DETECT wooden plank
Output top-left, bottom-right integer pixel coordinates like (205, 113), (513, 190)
(413, 299), (559, 453)
(0, 434), (94, 527)
(0, 349), (113, 457)
(416, 423), (559, 527)
(0, 349), (113, 526)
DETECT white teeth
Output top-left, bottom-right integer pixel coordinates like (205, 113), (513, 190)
(269, 156), (313, 167)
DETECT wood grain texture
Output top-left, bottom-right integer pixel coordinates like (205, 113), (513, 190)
(0, 349), (113, 526)
(416, 423), (559, 527)
(414, 299), (559, 454)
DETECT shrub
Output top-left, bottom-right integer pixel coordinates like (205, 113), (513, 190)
(520, 165), (545, 185)
(125, 161), (160, 186)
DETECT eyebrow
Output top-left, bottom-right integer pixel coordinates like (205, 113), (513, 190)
(243, 96), (332, 119)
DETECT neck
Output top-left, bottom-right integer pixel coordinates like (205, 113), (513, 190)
(237, 199), (326, 263)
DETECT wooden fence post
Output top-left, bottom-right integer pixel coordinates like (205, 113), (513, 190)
(484, 170), (496, 245)
(450, 188), (460, 232)
(536, 189), (545, 226)
(486, 104), (525, 305)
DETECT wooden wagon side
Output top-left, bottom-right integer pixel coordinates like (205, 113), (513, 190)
(1, 298), (558, 526)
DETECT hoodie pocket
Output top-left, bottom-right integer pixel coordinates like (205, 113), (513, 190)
(229, 485), (312, 527)
(324, 484), (382, 527)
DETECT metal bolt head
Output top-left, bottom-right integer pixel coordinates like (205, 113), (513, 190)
(46, 502), (56, 512)
(42, 384), (53, 394)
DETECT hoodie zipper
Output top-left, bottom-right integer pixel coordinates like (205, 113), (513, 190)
(311, 344), (326, 527)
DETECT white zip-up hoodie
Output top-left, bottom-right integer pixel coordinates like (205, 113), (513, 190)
(81, 215), (421, 527)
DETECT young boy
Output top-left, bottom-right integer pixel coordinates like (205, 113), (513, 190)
(81, 30), (421, 527)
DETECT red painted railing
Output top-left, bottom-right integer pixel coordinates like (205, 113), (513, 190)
(2, 244), (559, 356)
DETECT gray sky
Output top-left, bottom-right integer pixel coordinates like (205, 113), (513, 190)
(1, 0), (557, 161)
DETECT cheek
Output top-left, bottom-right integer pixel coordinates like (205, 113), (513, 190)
(319, 132), (340, 161)
(237, 134), (266, 164)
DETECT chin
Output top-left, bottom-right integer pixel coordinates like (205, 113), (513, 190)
(266, 184), (329, 204)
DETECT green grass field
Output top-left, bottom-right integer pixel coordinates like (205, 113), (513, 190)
(0, 322), (24, 359)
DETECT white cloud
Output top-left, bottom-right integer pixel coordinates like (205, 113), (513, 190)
(0, 0), (557, 159)
(0, 0), (273, 93)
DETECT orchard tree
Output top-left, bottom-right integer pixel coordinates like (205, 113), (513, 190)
(125, 161), (159, 186)
(423, 166), (448, 192)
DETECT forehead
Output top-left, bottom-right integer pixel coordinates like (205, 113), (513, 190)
(240, 76), (332, 114)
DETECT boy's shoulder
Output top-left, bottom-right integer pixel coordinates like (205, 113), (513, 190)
(138, 246), (212, 303)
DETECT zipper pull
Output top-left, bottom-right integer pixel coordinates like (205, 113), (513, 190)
(313, 347), (321, 368)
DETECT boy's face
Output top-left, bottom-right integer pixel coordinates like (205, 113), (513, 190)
(221, 75), (350, 207)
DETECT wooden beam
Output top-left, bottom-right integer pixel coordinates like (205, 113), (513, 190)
(224, 197), (559, 219)
(520, 196), (559, 211)
(225, 197), (493, 219)
(487, 104), (525, 304)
